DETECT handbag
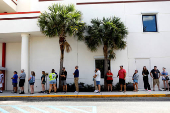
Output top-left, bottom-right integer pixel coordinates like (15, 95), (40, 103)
(165, 76), (169, 80)
(29, 76), (34, 84)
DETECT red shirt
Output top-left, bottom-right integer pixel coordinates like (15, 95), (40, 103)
(107, 72), (113, 80)
(118, 69), (126, 79)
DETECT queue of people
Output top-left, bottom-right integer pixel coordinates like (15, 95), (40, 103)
(93, 65), (169, 93)
(7, 66), (79, 94)
(0, 65), (169, 94)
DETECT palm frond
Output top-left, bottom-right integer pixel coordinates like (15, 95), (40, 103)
(84, 16), (128, 59)
(63, 41), (72, 53)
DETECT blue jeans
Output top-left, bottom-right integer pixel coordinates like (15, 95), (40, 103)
(133, 80), (138, 83)
(49, 80), (56, 84)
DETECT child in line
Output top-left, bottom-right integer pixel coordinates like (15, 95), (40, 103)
(132, 70), (139, 92)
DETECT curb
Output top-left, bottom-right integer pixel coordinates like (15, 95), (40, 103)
(0, 94), (170, 98)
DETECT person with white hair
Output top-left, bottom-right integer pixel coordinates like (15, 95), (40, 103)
(19, 69), (26, 94)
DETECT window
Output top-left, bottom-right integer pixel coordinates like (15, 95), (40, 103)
(142, 15), (157, 32)
(95, 59), (110, 78)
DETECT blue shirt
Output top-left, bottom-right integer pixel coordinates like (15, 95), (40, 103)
(12, 74), (18, 83)
(161, 71), (168, 80)
(30, 75), (35, 82)
(74, 69), (79, 78)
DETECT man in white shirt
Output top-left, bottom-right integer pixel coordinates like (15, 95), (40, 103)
(0, 70), (4, 93)
(94, 67), (101, 93)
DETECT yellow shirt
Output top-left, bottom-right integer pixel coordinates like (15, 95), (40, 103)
(49, 73), (56, 81)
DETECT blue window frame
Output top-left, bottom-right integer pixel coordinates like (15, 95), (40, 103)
(142, 15), (157, 32)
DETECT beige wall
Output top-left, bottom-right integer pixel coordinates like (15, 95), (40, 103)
(16, 0), (31, 12)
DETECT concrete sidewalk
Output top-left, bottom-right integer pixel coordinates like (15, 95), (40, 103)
(0, 89), (170, 98)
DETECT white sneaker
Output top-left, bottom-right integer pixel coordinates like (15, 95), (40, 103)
(74, 91), (78, 94)
(94, 90), (98, 92)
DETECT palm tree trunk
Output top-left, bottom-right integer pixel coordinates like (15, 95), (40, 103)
(59, 37), (65, 90)
(103, 45), (108, 90)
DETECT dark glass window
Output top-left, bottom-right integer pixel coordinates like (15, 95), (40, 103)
(142, 15), (157, 32)
(95, 59), (110, 78)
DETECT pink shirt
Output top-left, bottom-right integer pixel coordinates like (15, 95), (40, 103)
(118, 69), (126, 79)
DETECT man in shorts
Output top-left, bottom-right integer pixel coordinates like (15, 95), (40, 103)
(0, 70), (4, 93)
(60, 67), (67, 93)
(19, 69), (26, 94)
(11, 71), (18, 93)
(117, 65), (126, 92)
(94, 67), (101, 93)
(150, 66), (161, 91)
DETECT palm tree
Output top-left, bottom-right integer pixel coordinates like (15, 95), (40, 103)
(38, 4), (85, 88)
(84, 17), (128, 89)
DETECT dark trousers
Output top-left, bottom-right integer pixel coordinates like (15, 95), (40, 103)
(143, 76), (151, 90)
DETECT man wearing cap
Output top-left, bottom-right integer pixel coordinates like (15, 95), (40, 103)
(117, 65), (126, 92)
(150, 66), (161, 91)
(19, 69), (26, 94)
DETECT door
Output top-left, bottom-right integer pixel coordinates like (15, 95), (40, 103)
(135, 59), (152, 89)
(95, 59), (110, 78)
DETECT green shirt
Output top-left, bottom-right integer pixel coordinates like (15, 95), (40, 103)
(41, 75), (45, 82)
(49, 73), (56, 81)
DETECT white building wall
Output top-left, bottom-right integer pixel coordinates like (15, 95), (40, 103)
(6, 43), (21, 90)
(29, 36), (61, 91)
(1, 0), (170, 90)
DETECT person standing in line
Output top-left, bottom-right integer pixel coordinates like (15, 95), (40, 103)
(41, 71), (46, 93)
(150, 66), (162, 91)
(55, 71), (58, 92)
(117, 65), (126, 92)
(142, 66), (151, 91)
(11, 71), (18, 93)
(161, 67), (169, 91)
(51, 72), (58, 92)
(107, 70), (113, 92)
(0, 70), (4, 93)
(28, 71), (35, 94)
(132, 70), (139, 92)
(93, 70), (98, 93)
(47, 69), (57, 94)
(94, 67), (101, 93)
(73, 66), (79, 93)
(19, 69), (26, 94)
(60, 67), (67, 93)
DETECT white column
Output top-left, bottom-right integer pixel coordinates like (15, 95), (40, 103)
(21, 33), (29, 93)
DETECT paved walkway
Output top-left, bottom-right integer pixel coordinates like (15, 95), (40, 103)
(0, 89), (169, 97)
